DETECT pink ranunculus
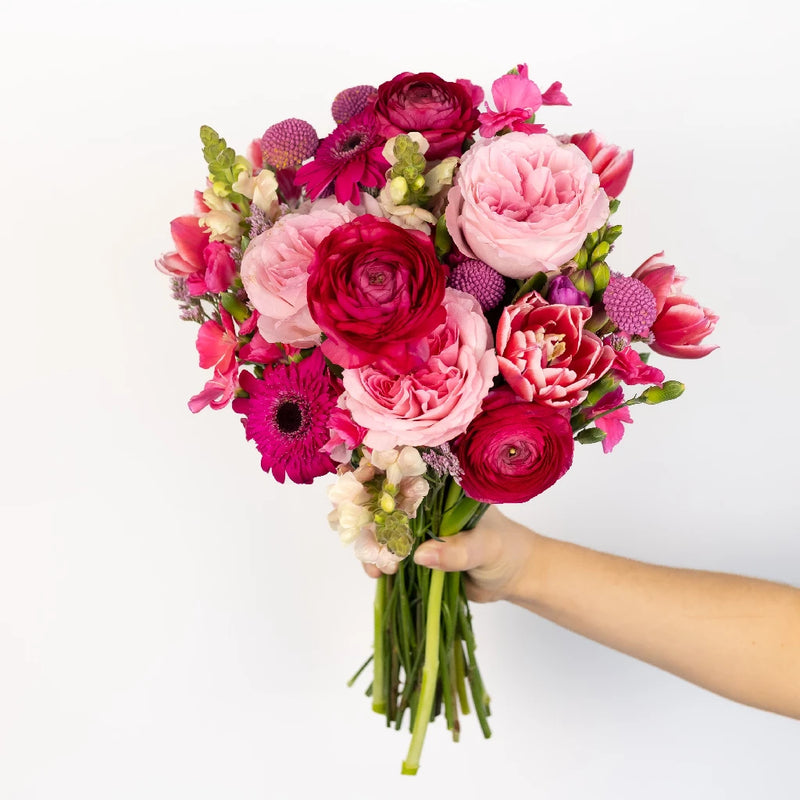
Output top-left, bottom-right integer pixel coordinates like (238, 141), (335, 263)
(454, 387), (574, 504)
(567, 131), (634, 198)
(372, 72), (482, 160)
(341, 289), (498, 450)
(478, 63), (569, 138)
(306, 215), (448, 370)
(632, 253), (719, 359)
(497, 292), (615, 408)
(445, 132), (609, 279)
(610, 345), (665, 385)
(240, 197), (372, 349)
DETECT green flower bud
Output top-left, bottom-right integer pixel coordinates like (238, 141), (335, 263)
(585, 373), (618, 407)
(604, 224), (623, 244)
(590, 261), (611, 292)
(380, 492), (396, 514)
(389, 176), (409, 205)
(609, 198), (621, 215)
(591, 241), (610, 264)
(584, 306), (608, 333)
(220, 292), (250, 322)
(575, 247), (589, 270)
(570, 269), (595, 296)
(584, 230), (601, 250)
(575, 428), (607, 445)
(642, 381), (685, 404)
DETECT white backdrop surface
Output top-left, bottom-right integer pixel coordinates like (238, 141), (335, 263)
(1, 1), (798, 798)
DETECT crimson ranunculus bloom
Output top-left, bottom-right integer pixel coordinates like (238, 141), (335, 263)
(454, 388), (574, 504)
(306, 215), (448, 369)
(372, 72), (483, 160)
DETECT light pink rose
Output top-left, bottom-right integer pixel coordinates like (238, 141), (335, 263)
(342, 289), (499, 450)
(497, 291), (615, 408)
(240, 196), (380, 348)
(445, 132), (609, 278)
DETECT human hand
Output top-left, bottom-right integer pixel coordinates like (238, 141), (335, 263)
(363, 506), (538, 604)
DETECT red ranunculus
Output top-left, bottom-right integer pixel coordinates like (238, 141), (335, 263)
(372, 72), (482, 160)
(454, 388), (574, 504)
(306, 215), (448, 369)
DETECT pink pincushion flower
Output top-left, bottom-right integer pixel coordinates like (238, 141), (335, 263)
(478, 64), (569, 138)
(603, 273), (657, 336)
(240, 196), (377, 349)
(497, 291), (615, 408)
(566, 131), (634, 198)
(632, 253), (718, 358)
(342, 289), (498, 450)
(232, 349), (341, 484)
(446, 132), (609, 279)
(332, 85), (377, 125)
(261, 118), (319, 170)
(294, 110), (388, 205)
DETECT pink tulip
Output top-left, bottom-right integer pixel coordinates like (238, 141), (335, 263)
(155, 214), (210, 278)
(632, 253), (718, 359)
(568, 131), (633, 198)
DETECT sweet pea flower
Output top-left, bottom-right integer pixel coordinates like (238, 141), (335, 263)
(478, 64), (569, 138)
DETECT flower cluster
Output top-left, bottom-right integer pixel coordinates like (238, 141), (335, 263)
(157, 61), (717, 514)
(156, 62), (718, 772)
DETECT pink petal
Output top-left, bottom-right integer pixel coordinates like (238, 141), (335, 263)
(595, 406), (633, 453)
(601, 149), (634, 197)
(541, 81), (570, 106)
(491, 73), (542, 113)
(170, 215), (209, 270)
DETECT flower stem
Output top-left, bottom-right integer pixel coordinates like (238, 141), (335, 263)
(401, 566), (444, 776)
(372, 575), (387, 714)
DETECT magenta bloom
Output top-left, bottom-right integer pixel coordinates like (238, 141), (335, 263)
(455, 387), (574, 504)
(306, 215), (448, 370)
(261, 118), (319, 170)
(295, 110), (388, 205)
(332, 85), (377, 125)
(372, 71), (482, 160)
(610, 345), (664, 386)
(603, 274), (658, 336)
(232, 349), (341, 484)
(478, 63), (569, 138)
(156, 214), (210, 279)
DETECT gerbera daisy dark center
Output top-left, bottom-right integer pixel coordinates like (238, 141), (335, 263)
(275, 399), (304, 434)
(341, 133), (365, 151)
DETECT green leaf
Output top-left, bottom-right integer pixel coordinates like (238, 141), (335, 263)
(220, 292), (250, 322)
(434, 215), (453, 259)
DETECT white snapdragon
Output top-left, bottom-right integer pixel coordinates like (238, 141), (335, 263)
(199, 188), (242, 244)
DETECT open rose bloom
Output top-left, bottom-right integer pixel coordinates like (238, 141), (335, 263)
(156, 63), (717, 775)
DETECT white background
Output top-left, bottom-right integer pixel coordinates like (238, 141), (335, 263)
(1, 0), (798, 797)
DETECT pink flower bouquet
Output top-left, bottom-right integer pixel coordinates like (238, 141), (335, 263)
(156, 64), (717, 774)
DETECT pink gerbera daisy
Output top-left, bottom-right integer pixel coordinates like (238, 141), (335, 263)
(232, 349), (341, 484)
(294, 110), (388, 205)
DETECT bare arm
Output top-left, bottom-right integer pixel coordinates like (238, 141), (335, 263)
(412, 506), (800, 720)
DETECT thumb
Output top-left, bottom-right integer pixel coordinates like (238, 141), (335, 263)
(414, 528), (495, 573)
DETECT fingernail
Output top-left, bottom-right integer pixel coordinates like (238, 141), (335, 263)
(414, 546), (439, 568)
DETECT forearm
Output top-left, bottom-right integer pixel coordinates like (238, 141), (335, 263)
(513, 534), (800, 719)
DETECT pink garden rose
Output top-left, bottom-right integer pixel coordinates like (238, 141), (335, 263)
(497, 291), (615, 408)
(341, 289), (498, 450)
(372, 72), (482, 160)
(566, 131), (634, 198)
(306, 215), (448, 370)
(240, 197), (377, 349)
(632, 253), (719, 358)
(445, 133), (609, 278)
(454, 387), (574, 504)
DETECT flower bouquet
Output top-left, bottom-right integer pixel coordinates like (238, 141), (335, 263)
(156, 64), (717, 774)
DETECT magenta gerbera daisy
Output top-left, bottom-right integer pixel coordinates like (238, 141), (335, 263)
(232, 349), (340, 484)
(294, 110), (389, 205)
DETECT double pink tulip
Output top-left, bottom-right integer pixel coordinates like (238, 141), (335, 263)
(633, 253), (718, 359)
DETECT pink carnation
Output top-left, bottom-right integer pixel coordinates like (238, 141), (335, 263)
(341, 289), (498, 450)
(240, 196), (379, 348)
(445, 132), (609, 278)
(497, 291), (615, 408)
